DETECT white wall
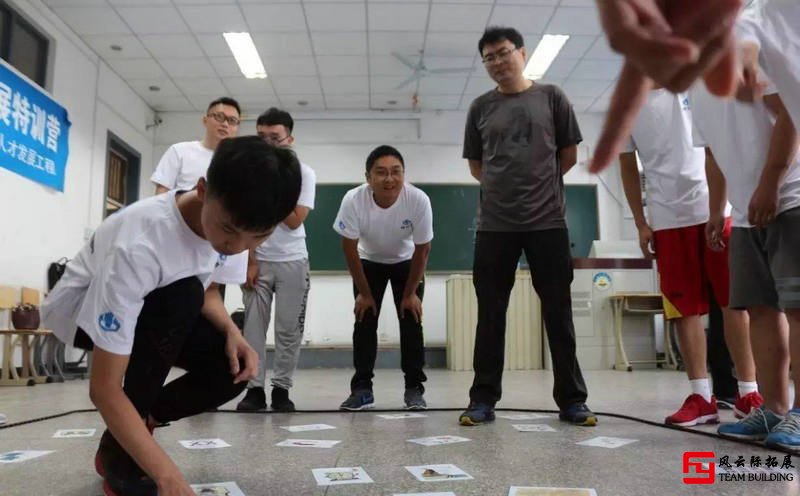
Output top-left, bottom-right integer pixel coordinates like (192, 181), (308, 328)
(153, 109), (635, 349)
(0, 1), (156, 323)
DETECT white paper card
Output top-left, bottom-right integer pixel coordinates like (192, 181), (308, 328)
(576, 436), (638, 449)
(191, 481), (246, 496)
(512, 424), (557, 433)
(405, 464), (473, 482)
(407, 435), (471, 446)
(0, 450), (54, 463)
(508, 487), (598, 496)
(312, 467), (373, 486)
(281, 423), (336, 433)
(179, 439), (231, 450)
(53, 428), (96, 438)
(497, 413), (551, 420)
(377, 413), (428, 419)
(276, 439), (340, 449)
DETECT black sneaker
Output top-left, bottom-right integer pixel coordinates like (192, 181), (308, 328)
(458, 402), (495, 426)
(95, 430), (157, 496)
(271, 386), (296, 412)
(339, 390), (375, 411)
(236, 386), (267, 412)
(404, 387), (427, 410)
(559, 403), (598, 426)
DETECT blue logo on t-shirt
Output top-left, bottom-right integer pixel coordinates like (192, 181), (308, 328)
(681, 96), (690, 110)
(401, 219), (413, 230)
(98, 312), (121, 332)
(215, 254), (227, 268)
(338, 220), (346, 231)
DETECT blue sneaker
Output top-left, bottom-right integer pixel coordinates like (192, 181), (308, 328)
(765, 409), (800, 451)
(339, 390), (374, 411)
(718, 405), (783, 440)
(559, 403), (598, 426)
(458, 403), (495, 426)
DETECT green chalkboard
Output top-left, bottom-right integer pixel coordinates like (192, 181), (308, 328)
(303, 183), (598, 272)
(304, 184), (480, 272)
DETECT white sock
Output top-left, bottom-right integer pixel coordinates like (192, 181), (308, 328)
(738, 381), (758, 397)
(690, 379), (712, 403)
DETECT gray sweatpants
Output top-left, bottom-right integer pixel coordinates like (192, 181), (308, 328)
(242, 259), (310, 389)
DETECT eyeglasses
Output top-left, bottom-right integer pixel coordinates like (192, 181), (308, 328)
(260, 134), (291, 145)
(481, 47), (519, 65)
(207, 111), (240, 126)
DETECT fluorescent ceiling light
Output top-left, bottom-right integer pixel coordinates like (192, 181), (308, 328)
(223, 32), (267, 79)
(523, 34), (569, 80)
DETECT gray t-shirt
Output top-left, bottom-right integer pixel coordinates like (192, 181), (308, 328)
(463, 83), (582, 231)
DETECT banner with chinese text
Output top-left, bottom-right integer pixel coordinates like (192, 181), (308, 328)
(0, 60), (70, 191)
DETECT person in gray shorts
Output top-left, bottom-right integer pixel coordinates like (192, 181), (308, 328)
(237, 108), (316, 412)
(690, 82), (800, 450)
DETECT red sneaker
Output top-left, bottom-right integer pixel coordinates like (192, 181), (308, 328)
(665, 394), (719, 426)
(734, 391), (764, 419)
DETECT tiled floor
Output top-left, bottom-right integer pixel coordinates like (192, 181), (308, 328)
(1, 369), (797, 495)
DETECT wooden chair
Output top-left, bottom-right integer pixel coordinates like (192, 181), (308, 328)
(0, 286), (52, 386)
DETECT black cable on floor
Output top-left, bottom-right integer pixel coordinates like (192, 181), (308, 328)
(1, 407), (795, 456)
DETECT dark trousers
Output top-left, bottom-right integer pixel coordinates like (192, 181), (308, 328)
(469, 229), (588, 409)
(707, 291), (737, 400)
(351, 259), (427, 392)
(75, 277), (246, 423)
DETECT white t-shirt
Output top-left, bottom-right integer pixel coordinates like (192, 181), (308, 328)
(150, 141), (214, 191)
(41, 191), (247, 355)
(333, 183), (434, 264)
(623, 90), (711, 231)
(691, 84), (800, 227)
(255, 162), (316, 262)
(737, 1), (800, 135)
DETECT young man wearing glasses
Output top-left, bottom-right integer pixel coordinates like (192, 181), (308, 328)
(236, 108), (316, 412)
(151, 97), (241, 194)
(459, 26), (596, 427)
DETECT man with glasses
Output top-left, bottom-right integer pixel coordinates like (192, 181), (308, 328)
(459, 26), (596, 427)
(151, 97), (241, 194)
(236, 108), (316, 412)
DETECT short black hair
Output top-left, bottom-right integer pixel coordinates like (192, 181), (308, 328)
(256, 107), (294, 134)
(206, 136), (301, 231)
(207, 97), (241, 116)
(478, 26), (524, 55)
(365, 145), (404, 173)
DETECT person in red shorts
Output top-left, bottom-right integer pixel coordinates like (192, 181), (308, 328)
(619, 87), (762, 427)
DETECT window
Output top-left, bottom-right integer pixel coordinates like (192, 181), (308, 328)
(0, 1), (48, 87)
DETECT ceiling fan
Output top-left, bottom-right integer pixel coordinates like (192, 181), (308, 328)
(391, 51), (474, 90)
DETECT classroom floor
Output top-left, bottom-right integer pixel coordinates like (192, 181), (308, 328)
(1, 369), (798, 496)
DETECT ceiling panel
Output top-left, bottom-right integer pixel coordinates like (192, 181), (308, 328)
(418, 76), (469, 95)
(139, 34), (205, 58)
(262, 56), (318, 77)
(311, 32), (368, 56)
(270, 76), (323, 95)
(320, 76), (369, 95)
(418, 94), (462, 110)
(368, 3), (429, 32)
(325, 94), (370, 110)
(369, 32), (425, 55)
(283, 95), (327, 111)
(220, 78), (276, 98)
(174, 77), (228, 95)
(488, 6), (555, 34)
(546, 7), (602, 35)
(51, 7), (131, 35)
(305, 3), (366, 32)
(160, 58), (216, 79)
(428, 4), (492, 32)
(81, 34), (151, 59)
(240, 4), (308, 32)
(116, 7), (188, 35)
(106, 58), (166, 79)
(178, 5), (248, 34)
(569, 58), (623, 80)
(425, 33), (482, 57)
(252, 33), (314, 57)
(317, 56), (369, 77)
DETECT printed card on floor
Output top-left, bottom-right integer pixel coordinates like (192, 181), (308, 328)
(512, 423), (557, 433)
(191, 481), (246, 496)
(0, 450), (54, 464)
(281, 423), (336, 433)
(405, 464), (473, 482)
(576, 436), (638, 449)
(407, 435), (471, 446)
(276, 439), (340, 449)
(312, 467), (373, 486)
(179, 439), (231, 450)
(392, 493), (457, 496)
(497, 413), (551, 421)
(508, 487), (598, 496)
(53, 428), (96, 438)
(377, 412), (428, 419)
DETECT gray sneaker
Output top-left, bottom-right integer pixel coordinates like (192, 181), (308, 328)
(404, 387), (427, 410)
